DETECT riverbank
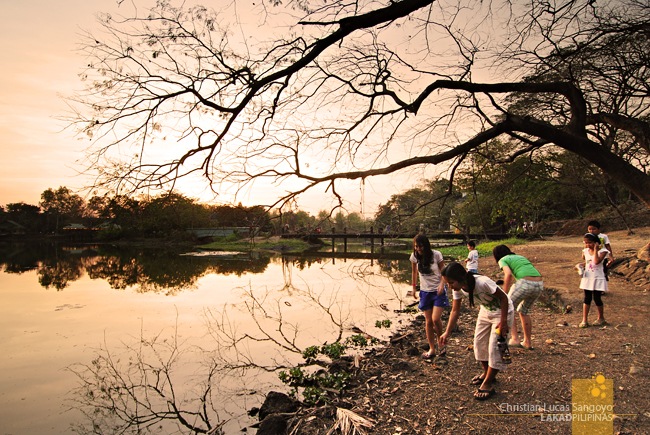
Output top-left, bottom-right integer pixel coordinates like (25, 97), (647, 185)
(256, 228), (650, 434)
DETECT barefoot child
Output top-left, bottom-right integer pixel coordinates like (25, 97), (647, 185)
(579, 233), (609, 327)
(439, 262), (514, 400)
(410, 234), (447, 359)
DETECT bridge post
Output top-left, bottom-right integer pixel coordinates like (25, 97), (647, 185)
(370, 226), (374, 252)
(331, 227), (336, 252)
(343, 227), (348, 252)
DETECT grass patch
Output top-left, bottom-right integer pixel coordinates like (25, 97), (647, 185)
(199, 236), (312, 253)
(437, 237), (527, 261)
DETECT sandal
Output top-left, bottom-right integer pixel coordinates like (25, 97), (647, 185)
(470, 374), (497, 385)
(438, 346), (447, 357)
(474, 388), (496, 400)
(579, 322), (589, 328)
(470, 374), (485, 385)
(421, 351), (435, 360)
(593, 319), (607, 326)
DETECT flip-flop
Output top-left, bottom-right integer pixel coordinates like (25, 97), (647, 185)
(470, 374), (485, 385)
(474, 388), (496, 400)
(509, 343), (524, 348)
(421, 351), (435, 360)
(470, 374), (497, 385)
(438, 346), (447, 357)
(522, 345), (535, 350)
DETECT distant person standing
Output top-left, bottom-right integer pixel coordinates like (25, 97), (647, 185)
(579, 233), (609, 327)
(587, 220), (614, 280)
(410, 234), (448, 359)
(492, 245), (543, 350)
(463, 240), (479, 273)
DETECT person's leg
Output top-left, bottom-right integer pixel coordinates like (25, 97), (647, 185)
(516, 281), (542, 348)
(519, 313), (533, 348)
(509, 316), (521, 346)
(423, 308), (436, 357)
(593, 291), (605, 323)
(431, 305), (446, 354)
(581, 290), (593, 326)
(472, 309), (492, 380)
(472, 360), (488, 385)
(475, 310), (511, 399)
(507, 281), (526, 346)
(476, 363), (499, 398)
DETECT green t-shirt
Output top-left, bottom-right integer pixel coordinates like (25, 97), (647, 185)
(498, 254), (541, 279)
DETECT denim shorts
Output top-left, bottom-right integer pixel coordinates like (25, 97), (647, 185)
(419, 289), (450, 311)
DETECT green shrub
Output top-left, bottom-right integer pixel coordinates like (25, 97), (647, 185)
(320, 342), (347, 359)
(375, 319), (392, 328)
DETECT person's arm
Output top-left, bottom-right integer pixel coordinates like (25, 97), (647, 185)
(495, 287), (510, 337)
(605, 243), (614, 260)
(437, 259), (446, 294)
(439, 298), (462, 346)
(501, 265), (515, 294)
(593, 247), (608, 265)
(411, 262), (419, 299)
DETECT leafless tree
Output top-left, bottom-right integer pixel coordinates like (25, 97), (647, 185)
(69, 0), (650, 209)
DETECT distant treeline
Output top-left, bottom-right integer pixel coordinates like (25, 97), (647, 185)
(1, 151), (640, 241)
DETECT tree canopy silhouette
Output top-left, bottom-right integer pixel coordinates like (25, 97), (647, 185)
(71, 0), (650, 209)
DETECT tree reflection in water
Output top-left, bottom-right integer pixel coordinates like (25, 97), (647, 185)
(63, 256), (411, 434)
(65, 284), (355, 434)
(0, 242), (412, 433)
(0, 242), (272, 293)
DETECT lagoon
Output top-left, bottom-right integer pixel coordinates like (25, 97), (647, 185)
(0, 242), (414, 434)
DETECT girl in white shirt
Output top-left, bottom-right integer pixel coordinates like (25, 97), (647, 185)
(439, 262), (514, 400)
(410, 234), (447, 359)
(579, 233), (609, 327)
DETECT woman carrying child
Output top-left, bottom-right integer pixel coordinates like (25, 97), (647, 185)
(410, 234), (447, 359)
(579, 233), (609, 327)
(439, 262), (514, 400)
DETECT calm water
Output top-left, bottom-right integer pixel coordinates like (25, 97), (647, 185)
(0, 242), (414, 434)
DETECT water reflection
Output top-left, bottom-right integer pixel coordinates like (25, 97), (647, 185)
(0, 242), (275, 292)
(0, 242), (414, 434)
(0, 242), (412, 292)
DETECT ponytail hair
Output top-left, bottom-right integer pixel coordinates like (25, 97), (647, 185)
(441, 261), (476, 307)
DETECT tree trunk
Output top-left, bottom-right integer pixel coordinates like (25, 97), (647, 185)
(509, 115), (650, 209)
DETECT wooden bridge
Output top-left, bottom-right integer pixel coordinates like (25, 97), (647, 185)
(281, 230), (511, 253)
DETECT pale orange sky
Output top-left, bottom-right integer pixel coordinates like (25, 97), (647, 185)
(0, 0), (427, 216)
(0, 0), (126, 208)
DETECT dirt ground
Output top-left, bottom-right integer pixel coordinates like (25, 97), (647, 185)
(287, 227), (650, 434)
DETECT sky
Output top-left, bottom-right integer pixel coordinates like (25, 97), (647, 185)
(0, 0), (122, 208)
(0, 0), (424, 217)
